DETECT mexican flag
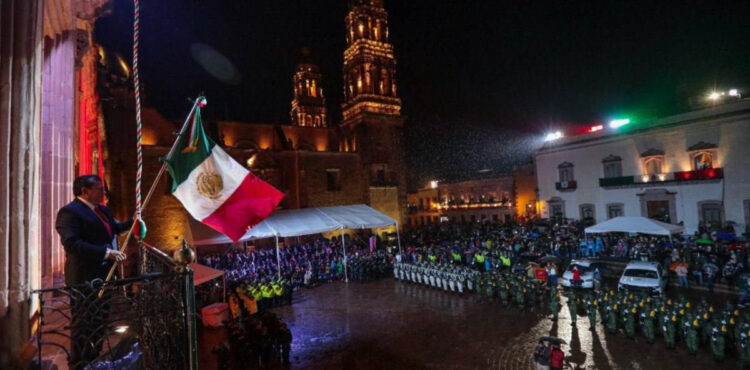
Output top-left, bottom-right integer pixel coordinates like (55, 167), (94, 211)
(165, 101), (284, 242)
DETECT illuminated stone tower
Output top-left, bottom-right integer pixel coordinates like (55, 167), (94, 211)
(342, 0), (407, 225)
(291, 49), (327, 127)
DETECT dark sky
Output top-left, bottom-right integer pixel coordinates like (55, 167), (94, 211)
(95, 0), (750, 185)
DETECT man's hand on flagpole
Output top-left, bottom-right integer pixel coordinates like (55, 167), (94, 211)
(106, 249), (127, 262)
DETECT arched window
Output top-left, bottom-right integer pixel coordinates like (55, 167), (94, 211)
(314, 116), (321, 127)
(305, 114), (313, 127)
(693, 152), (713, 170)
(644, 157), (662, 175)
(311, 80), (317, 98)
(358, 22), (364, 36)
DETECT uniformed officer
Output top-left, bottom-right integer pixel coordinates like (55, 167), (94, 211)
(550, 288), (560, 321)
(710, 318), (727, 361)
(686, 314), (700, 355)
(664, 312), (677, 349)
(586, 294), (597, 330)
(567, 291), (578, 326)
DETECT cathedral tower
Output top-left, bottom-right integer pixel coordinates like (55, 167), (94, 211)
(291, 49), (327, 127)
(342, 0), (407, 225)
(342, 0), (401, 121)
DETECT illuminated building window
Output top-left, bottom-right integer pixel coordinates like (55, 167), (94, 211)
(357, 77), (363, 92)
(358, 22), (364, 36)
(692, 152), (713, 170)
(373, 26), (380, 41)
(311, 80), (317, 97)
(643, 157), (662, 175)
(640, 148), (664, 176)
(314, 115), (321, 126)
(306, 114), (313, 126)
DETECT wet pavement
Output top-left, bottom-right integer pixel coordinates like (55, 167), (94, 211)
(266, 279), (742, 369)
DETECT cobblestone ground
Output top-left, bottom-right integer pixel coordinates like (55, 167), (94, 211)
(269, 279), (741, 370)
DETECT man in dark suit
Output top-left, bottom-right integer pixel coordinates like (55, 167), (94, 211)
(56, 174), (131, 285)
(55, 174), (132, 367)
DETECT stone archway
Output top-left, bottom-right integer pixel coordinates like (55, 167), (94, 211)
(637, 188), (677, 224)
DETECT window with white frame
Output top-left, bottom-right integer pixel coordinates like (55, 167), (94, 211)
(580, 204), (595, 219)
(602, 155), (622, 178)
(558, 162), (574, 182)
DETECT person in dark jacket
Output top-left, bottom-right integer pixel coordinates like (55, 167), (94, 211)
(533, 340), (550, 370)
(55, 174), (132, 368)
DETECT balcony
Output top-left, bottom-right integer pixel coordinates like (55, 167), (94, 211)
(599, 168), (723, 188)
(599, 176), (635, 187)
(555, 180), (577, 191)
(674, 168), (723, 181)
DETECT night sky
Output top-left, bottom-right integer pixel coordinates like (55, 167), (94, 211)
(95, 0), (750, 186)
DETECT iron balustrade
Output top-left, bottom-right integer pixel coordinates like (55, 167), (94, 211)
(33, 241), (198, 370)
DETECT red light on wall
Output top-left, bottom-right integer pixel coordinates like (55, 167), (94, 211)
(707, 169), (715, 178)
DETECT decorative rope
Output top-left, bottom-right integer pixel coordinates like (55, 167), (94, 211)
(132, 0), (147, 239)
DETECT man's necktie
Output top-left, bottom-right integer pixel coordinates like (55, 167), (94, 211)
(94, 206), (113, 237)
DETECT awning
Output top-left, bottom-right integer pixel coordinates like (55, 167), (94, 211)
(584, 216), (684, 236)
(189, 204), (397, 246)
(189, 263), (225, 286)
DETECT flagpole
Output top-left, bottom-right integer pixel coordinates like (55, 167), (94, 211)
(103, 95), (204, 285)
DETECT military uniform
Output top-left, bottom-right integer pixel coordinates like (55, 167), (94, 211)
(710, 318), (727, 361)
(567, 292), (578, 325)
(586, 295), (597, 330)
(550, 289), (560, 321)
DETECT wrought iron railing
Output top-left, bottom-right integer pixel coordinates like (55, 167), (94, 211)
(33, 241), (198, 370)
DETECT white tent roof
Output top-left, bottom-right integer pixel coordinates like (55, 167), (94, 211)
(190, 204), (397, 246)
(584, 216), (684, 236)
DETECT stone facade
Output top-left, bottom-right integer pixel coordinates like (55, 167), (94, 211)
(100, 0), (409, 250)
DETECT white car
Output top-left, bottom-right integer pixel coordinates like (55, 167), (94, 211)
(561, 260), (605, 289)
(618, 261), (667, 296)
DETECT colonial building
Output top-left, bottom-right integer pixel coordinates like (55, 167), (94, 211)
(535, 99), (750, 235)
(407, 176), (517, 226)
(101, 0), (407, 251)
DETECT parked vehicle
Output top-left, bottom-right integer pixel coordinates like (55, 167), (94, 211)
(561, 260), (606, 289)
(618, 261), (667, 296)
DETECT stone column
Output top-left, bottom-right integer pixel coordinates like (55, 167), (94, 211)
(0, 0), (44, 363)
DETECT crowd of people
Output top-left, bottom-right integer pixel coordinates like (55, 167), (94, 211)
(198, 217), (750, 366)
(395, 220), (750, 365)
(400, 221), (750, 297)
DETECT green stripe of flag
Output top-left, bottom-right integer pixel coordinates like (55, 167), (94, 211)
(165, 106), (216, 192)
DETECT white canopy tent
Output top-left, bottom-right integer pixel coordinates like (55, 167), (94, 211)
(189, 204), (401, 281)
(584, 216), (684, 240)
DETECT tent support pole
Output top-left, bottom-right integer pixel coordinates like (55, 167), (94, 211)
(275, 235), (281, 280)
(342, 228), (348, 283)
(396, 222), (403, 258)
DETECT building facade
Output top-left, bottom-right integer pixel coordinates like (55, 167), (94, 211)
(102, 0), (407, 251)
(535, 100), (750, 235)
(407, 177), (517, 227)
